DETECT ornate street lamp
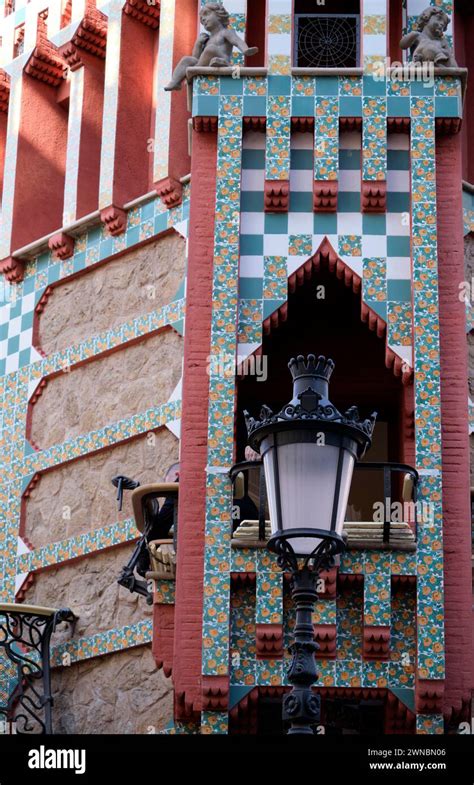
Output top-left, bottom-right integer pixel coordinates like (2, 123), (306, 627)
(245, 354), (376, 735)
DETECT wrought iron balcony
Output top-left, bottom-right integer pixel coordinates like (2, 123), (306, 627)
(0, 603), (75, 734)
(230, 461), (419, 551)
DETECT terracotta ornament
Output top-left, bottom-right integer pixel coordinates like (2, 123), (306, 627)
(164, 2), (258, 91)
(400, 7), (457, 67)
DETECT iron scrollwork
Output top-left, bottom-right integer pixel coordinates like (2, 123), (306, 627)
(0, 607), (75, 734)
(269, 536), (339, 734)
(245, 390), (376, 440)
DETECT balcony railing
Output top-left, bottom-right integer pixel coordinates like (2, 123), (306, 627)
(0, 604), (75, 734)
(230, 461), (419, 551)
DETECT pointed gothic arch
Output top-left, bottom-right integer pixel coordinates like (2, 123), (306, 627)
(239, 237), (412, 386)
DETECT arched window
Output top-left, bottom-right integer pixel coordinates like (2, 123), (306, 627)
(294, 0), (360, 68)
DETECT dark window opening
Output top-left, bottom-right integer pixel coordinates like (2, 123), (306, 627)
(322, 698), (385, 735)
(257, 695), (285, 735)
(294, 0), (360, 67)
(256, 694), (385, 735)
(389, 0), (403, 63)
(236, 263), (405, 465)
(245, 0), (267, 67)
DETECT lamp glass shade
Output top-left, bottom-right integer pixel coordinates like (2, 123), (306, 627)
(261, 428), (356, 555)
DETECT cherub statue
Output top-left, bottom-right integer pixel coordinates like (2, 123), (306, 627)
(400, 7), (457, 67)
(164, 3), (258, 91)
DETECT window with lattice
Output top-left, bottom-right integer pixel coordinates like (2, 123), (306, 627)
(294, 0), (360, 68)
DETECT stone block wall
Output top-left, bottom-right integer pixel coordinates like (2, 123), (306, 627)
(19, 229), (185, 733)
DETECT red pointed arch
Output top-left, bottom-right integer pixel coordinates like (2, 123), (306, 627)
(254, 236), (412, 385)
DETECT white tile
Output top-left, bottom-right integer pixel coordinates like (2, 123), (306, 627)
(337, 213), (362, 235)
(237, 342), (261, 361)
(313, 234), (338, 254)
(408, 0), (429, 15)
(287, 256), (308, 276)
(387, 257), (411, 279)
(15, 572), (30, 596)
(240, 212), (265, 234)
(241, 168), (265, 191)
(19, 328), (32, 351)
(290, 168), (313, 192)
(17, 536), (30, 556)
(243, 131), (266, 150)
(28, 377), (42, 402)
(5, 353), (19, 374)
(387, 212), (410, 236)
(364, 0), (386, 13)
(338, 169), (360, 191)
(239, 255), (264, 277)
(29, 346), (43, 365)
(20, 292), (35, 314)
(387, 170), (410, 192)
(340, 257), (363, 277)
(0, 340), (7, 363)
(166, 419), (181, 439)
(7, 315), (21, 338)
(363, 35), (387, 57)
(226, 0), (247, 13)
(288, 212), (314, 234)
(268, 33), (291, 57)
(167, 378), (182, 403)
(268, 0), (292, 14)
(173, 220), (188, 239)
(389, 345), (413, 367)
(264, 234), (288, 256)
(362, 235), (387, 257)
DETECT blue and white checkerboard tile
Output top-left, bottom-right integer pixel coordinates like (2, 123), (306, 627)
(238, 129), (412, 367)
(0, 194), (190, 377)
(0, 295), (43, 377)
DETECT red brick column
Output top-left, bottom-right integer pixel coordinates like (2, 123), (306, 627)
(170, 129), (217, 719)
(436, 131), (473, 722)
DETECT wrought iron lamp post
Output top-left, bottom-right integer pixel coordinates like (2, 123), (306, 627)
(245, 354), (376, 734)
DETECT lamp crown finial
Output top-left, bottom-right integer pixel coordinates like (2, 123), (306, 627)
(288, 354), (335, 383)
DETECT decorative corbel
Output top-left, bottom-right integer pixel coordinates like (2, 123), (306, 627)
(100, 205), (128, 236)
(313, 180), (338, 212)
(48, 232), (75, 260)
(361, 181), (387, 213)
(362, 625), (391, 660)
(256, 623), (284, 659)
(264, 180), (289, 212)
